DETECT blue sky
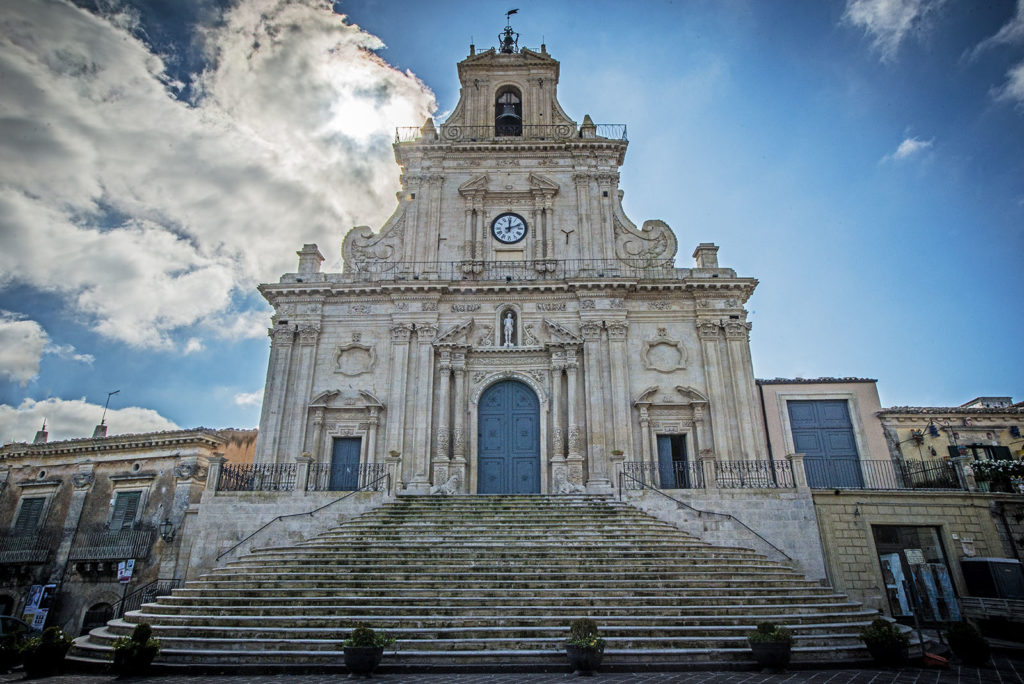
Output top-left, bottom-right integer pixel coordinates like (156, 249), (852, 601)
(1, 0), (1022, 442)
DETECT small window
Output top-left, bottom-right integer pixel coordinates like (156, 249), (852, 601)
(109, 491), (141, 532)
(12, 497), (45, 536)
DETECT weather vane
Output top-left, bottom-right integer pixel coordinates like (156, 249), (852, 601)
(100, 389), (120, 425)
(500, 9), (519, 54)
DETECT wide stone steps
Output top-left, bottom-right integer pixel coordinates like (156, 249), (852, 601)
(71, 494), (873, 669)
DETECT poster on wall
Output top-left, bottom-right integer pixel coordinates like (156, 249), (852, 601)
(117, 559), (135, 584)
(21, 584), (56, 630)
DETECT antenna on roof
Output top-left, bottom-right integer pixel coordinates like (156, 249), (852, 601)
(93, 389), (119, 438)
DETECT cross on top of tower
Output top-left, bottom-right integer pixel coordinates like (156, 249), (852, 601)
(499, 9), (519, 53)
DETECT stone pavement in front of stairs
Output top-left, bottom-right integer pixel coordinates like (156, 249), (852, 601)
(3, 656), (1024, 684)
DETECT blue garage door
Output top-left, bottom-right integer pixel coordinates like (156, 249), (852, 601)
(477, 380), (540, 494)
(788, 400), (862, 488)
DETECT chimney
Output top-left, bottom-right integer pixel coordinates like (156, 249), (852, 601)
(92, 423), (108, 439)
(33, 421), (48, 444)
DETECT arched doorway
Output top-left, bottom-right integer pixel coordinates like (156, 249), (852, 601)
(477, 379), (540, 493)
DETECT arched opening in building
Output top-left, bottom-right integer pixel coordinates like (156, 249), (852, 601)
(494, 87), (522, 137)
(80, 602), (113, 635)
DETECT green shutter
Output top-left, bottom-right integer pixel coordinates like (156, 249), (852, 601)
(110, 491), (141, 531)
(12, 498), (45, 536)
(947, 445), (961, 460)
(992, 446), (1012, 460)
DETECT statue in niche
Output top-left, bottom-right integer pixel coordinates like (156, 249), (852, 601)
(503, 311), (516, 347)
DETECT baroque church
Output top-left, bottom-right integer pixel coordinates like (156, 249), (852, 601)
(255, 23), (768, 497)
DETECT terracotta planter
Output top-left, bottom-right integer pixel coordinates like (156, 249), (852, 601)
(865, 641), (908, 667)
(749, 640), (791, 670)
(344, 646), (384, 677)
(566, 644), (604, 676)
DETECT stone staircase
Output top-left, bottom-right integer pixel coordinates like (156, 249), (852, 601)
(71, 495), (874, 669)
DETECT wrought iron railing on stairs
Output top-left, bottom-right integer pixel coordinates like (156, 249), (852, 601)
(111, 578), (183, 619)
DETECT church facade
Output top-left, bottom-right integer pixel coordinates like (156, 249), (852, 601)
(253, 30), (769, 496)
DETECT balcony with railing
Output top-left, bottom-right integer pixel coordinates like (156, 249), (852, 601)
(621, 460), (794, 490)
(69, 525), (156, 562)
(805, 458), (964, 491)
(0, 529), (60, 565)
(396, 123), (627, 144)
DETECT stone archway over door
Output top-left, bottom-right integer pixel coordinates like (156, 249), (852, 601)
(477, 380), (540, 493)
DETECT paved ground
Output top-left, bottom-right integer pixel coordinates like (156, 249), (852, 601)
(2, 656), (1023, 684)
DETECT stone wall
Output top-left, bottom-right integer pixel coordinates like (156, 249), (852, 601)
(812, 489), (1007, 613)
(184, 489), (389, 579)
(622, 487), (827, 581)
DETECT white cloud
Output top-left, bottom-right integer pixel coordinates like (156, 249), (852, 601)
(233, 391), (263, 407)
(0, 397), (178, 444)
(0, 0), (436, 350)
(183, 337), (205, 354)
(843, 0), (944, 62)
(882, 136), (934, 162)
(972, 1), (1024, 57)
(995, 60), (1024, 107)
(0, 311), (93, 386)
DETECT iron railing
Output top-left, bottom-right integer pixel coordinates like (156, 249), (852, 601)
(69, 525), (156, 561)
(620, 462), (703, 490)
(805, 458), (964, 491)
(112, 578), (183, 618)
(396, 123), (627, 143)
(306, 462), (391, 492)
(0, 530), (59, 565)
(337, 258), (684, 284)
(218, 463), (297, 492)
(715, 459), (794, 489)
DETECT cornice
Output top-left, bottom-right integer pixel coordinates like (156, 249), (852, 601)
(0, 428), (227, 460)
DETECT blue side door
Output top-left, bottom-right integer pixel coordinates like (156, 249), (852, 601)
(330, 437), (361, 490)
(657, 436), (676, 488)
(788, 400), (862, 488)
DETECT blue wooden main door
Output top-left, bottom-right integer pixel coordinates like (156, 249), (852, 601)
(330, 437), (362, 490)
(788, 400), (862, 488)
(477, 380), (540, 494)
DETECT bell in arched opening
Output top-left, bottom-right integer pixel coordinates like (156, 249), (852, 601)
(495, 88), (522, 137)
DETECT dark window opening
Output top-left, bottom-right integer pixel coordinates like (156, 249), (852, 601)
(12, 497), (45, 536)
(80, 602), (113, 635)
(657, 435), (694, 488)
(495, 88), (522, 137)
(109, 491), (141, 532)
(872, 525), (961, 625)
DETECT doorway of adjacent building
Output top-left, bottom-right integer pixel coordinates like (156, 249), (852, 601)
(873, 525), (961, 624)
(477, 380), (540, 494)
(788, 399), (863, 488)
(656, 435), (692, 488)
(330, 437), (362, 490)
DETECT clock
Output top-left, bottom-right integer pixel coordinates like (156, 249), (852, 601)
(491, 213), (527, 244)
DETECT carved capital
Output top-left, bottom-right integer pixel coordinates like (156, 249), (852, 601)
(723, 320), (752, 339)
(268, 326), (295, 345)
(417, 323), (439, 341)
(606, 322), (628, 340)
(297, 323), (321, 345)
(580, 322), (603, 340)
(391, 323), (413, 342)
(696, 319), (722, 340)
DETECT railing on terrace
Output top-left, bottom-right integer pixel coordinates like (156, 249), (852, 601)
(0, 530), (60, 565)
(218, 463), (297, 492)
(69, 525), (156, 561)
(621, 461), (703, 490)
(338, 258), (683, 284)
(396, 123), (627, 143)
(307, 462), (390, 492)
(805, 458), (964, 491)
(715, 459), (794, 489)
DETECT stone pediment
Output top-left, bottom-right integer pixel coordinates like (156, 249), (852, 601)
(435, 319), (475, 345)
(309, 389), (383, 410)
(528, 173), (559, 193)
(633, 385), (708, 406)
(458, 174), (489, 196)
(543, 319), (581, 344)
(459, 46), (559, 68)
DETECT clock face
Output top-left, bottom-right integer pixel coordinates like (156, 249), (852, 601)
(491, 213), (527, 244)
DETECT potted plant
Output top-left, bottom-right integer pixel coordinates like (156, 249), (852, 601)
(19, 626), (72, 678)
(859, 618), (909, 667)
(747, 622), (793, 671)
(565, 618), (605, 676)
(946, 621), (990, 666)
(342, 622), (394, 678)
(112, 622), (161, 677)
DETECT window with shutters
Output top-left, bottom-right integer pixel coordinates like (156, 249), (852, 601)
(954, 444), (1013, 461)
(11, 497), (46, 536)
(108, 491), (141, 532)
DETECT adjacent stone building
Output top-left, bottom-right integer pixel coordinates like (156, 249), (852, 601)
(0, 427), (254, 634)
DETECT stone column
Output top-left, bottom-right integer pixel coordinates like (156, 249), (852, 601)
(309, 407), (326, 467)
(427, 175), (444, 263)
(463, 208), (474, 260)
(596, 174), (617, 261)
(450, 351), (468, 491)
(403, 175), (422, 263)
(280, 322), (320, 463)
(255, 326), (295, 462)
(565, 348), (583, 487)
(788, 452), (809, 490)
(550, 353), (565, 460)
(574, 174), (591, 260)
(205, 454), (226, 493)
(407, 324), (437, 493)
(581, 322), (610, 491)
(385, 324), (412, 488)
(366, 408), (380, 465)
(696, 319), (731, 460)
(294, 453), (313, 497)
(724, 320), (762, 460)
(433, 351), (453, 485)
(638, 405), (652, 476)
(606, 321), (633, 459)
(699, 449), (718, 490)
